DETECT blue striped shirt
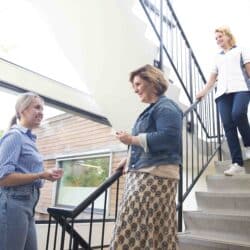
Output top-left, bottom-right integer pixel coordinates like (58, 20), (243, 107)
(0, 124), (44, 188)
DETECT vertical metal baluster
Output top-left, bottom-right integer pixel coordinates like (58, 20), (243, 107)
(191, 111), (194, 182)
(185, 46), (189, 92)
(115, 178), (120, 220)
(159, 0), (163, 69)
(46, 214), (52, 250)
(178, 165), (183, 232)
(199, 102), (204, 169)
(68, 218), (74, 250)
(216, 105), (222, 161)
(60, 218), (66, 250)
(53, 219), (59, 250)
(211, 93), (217, 151)
(180, 31), (183, 79)
(196, 108), (199, 175)
(101, 191), (108, 250)
(89, 201), (95, 247)
(186, 116), (189, 192)
(73, 239), (79, 250)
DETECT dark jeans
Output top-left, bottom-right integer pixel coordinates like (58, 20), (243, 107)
(216, 92), (250, 166)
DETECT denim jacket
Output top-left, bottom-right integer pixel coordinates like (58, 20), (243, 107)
(128, 95), (183, 170)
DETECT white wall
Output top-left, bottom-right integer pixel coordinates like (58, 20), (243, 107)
(29, 0), (158, 131)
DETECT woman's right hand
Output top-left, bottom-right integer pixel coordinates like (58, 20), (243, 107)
(196, 73), (217, 100)
(196, 89), (207, 100)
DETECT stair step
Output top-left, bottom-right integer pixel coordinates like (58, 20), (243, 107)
(183, 211), (250, 244)
(215, 160), (250, 174)
(196, 192), (250, 214)
(178, 232), (250, 250)
(206, 175), (250, 193)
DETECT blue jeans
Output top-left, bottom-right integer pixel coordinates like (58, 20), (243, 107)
(216, 92), (250, 166)
(0, 185), (40, 250)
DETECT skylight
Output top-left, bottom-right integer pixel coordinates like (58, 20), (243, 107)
(0, 0), (88, 93)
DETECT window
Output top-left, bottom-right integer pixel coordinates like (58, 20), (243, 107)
(55, 154), (111, 210)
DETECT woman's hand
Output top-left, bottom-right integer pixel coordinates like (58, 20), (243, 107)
(196, 89), (207, 100)
(0, 168), (64, 187)
(114, 158), (127, 174)
(116, 131), (133, 145)
(40, 168), (64, 182)
(196, 73), (217, 100)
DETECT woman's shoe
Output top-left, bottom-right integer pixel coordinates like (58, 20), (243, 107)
(245, 147), (250, 160)
(224, 163), (245, 176)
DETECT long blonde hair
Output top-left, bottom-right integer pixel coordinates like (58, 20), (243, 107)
(215, 26), (236, 47)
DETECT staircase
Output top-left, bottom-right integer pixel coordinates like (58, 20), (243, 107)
(179, 160), (250, 250)
(44, 1), (227, 249)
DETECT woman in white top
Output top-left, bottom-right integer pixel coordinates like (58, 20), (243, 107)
(196, 26), (250, 176)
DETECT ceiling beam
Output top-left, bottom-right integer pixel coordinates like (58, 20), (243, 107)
(0, 57), (111, 126)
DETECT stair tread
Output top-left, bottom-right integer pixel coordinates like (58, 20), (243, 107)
(207, 174), (250, 180)
(215, 159), (250, 167)
(184, 210), (250, 218)
(178, 232), (250, 247)
(196, 191), (250, 197)
(206, 174), (250, 193)
(189, 209), (250, 216)
(180, 163), (250, 249)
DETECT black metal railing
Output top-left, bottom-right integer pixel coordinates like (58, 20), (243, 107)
(44, 97), (224, 249)
(45, 169), (123, 250)
(44, 0), (225, 248)
(177, 96), (224, 231)
(138, 0), (224, 230)
(139, 0), (205, 98)
(139, 0), (219, 139)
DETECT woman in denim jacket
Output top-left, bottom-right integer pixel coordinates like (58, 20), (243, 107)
(110, 65), (183, 250)
(0, 92), (63, 250)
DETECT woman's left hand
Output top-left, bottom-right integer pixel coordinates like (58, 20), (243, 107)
(40, 168), (64, 182)
(116, 131), (133, 145)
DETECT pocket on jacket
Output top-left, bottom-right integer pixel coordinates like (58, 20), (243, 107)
(139, 117), (151, 132)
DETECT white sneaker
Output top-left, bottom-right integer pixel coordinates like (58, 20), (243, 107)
(224, 163), (245, 176)
(245, 147), (250, 160)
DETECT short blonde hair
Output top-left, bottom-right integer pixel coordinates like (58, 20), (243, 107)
(129, 64), (168, 96)
(215, 26), (236, 47)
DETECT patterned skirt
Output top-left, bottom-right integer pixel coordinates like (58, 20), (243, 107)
(110, 171), (179, 250)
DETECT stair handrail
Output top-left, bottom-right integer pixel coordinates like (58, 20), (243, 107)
(46, 168), (123, 249)
(46, 97), (223, 246)
(141, 0), (206, 83)
(139, 0), (219, 140)
(46, 1), (224, 245)
(165, 0), (206, 83)
(48, 168), (123, 219)
(139, 1), (224, 231)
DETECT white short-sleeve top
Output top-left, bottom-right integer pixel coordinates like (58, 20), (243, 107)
(211, 46), (250, 99)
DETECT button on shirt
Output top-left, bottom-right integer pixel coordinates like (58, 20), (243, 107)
(0, 125), (44, 188)
(212, 46), (250, 99)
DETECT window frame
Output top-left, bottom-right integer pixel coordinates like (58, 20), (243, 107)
(54, 152), (112, 213)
